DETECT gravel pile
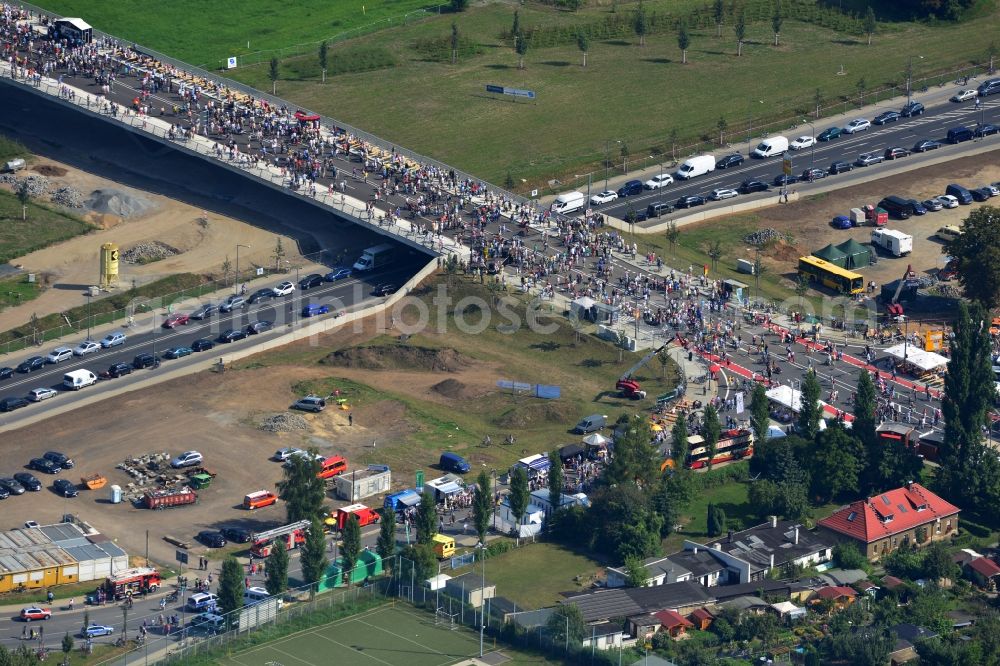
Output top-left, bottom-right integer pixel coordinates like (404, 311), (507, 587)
(743, 228), (785, 246)
(121, 241), (179, 264)
(51, 186), (85, 208)
(258, 413), (310, 433)
(13, 174), (50, 197)
(88, 188), (153, 218)
(0, 173), (17, 185)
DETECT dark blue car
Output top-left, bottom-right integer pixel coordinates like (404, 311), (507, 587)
(302, 304), (331, 317)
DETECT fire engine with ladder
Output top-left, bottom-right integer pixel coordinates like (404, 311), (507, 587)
(249, 520), (311, 558)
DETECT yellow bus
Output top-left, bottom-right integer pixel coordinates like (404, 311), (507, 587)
(797, 256), (864, 295)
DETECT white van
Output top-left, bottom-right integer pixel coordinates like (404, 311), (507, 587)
(751, 136), (789, 158)
(550, 191), (585, 215)
(63, 369), (97, 390)
(244, 586), (283, 608)
(676, 155), (716, 180)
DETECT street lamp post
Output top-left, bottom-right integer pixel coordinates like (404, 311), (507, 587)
(477, 541), (487, 657)
(86, 292), (92, 340)
(235, 244), (250, 294)
(905, 55), (924, 106)
(604, 139), (621, 190)
(800, 119), (816, 169)
(747, 99), (764, 156)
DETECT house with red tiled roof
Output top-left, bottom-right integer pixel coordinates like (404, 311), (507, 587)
(654, 609), (694, 638)
(687, 607), (714, 631)
(812, 585), (857, 608)
(816, 482), (959, 561)
(964, 557), (1000, 591)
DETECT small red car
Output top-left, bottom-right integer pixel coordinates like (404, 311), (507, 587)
(162, 313), (190, 329)
(20, 606), (51, 621)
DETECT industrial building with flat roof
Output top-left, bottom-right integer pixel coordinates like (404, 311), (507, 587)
(0, 520), (128, 592)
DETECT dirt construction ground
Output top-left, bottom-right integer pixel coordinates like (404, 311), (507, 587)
(744, 151), (1000, 289)
(0, 157), (308, 332)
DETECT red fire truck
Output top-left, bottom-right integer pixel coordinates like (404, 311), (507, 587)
(103, 567), (162, 599)
(249, 520), (311, 557)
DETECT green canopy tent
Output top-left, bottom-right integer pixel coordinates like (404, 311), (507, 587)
(811, 244), (848, 268)
(835, 238), (871, 269)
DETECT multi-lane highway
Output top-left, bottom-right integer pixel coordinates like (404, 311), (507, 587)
(0, 261), (423, 422)
(599, 95), (1000, 220)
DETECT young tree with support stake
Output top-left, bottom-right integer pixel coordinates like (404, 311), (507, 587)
(677, 20), (690, 64)
(340, 514), (361, 586)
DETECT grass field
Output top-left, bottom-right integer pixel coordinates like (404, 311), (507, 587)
(0, 274), (41, 311)
(217, 604), (552, 666)
(0, 189), (93, 264)
(34, 1), (1000, 187)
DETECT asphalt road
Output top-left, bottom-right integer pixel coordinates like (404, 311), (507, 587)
(598, 96), (1000, 220)
(0, 261), (423, 424)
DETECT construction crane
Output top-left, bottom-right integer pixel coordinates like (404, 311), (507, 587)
(885, 264), (918, 318)
(616, 343), (669, 399)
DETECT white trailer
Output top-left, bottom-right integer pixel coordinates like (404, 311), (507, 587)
(871, 229), (912, 257)
(332, 465), (391, 501)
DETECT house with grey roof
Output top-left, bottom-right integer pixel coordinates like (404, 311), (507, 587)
(606, 547), (727, 588)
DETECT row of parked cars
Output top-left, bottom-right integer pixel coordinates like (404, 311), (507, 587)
(0, 451), (77, 499)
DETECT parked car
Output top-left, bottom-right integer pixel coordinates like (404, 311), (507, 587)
(708, 188), (738, 201)
(913, 139), (942, 153)
(816, 127), (842, 141)
(13, 473), (42, 491)
(900, 101), (925, 117)
(372, 284), (396, 297)
(831, 215), (853, 229)
(0, 477), (25, 495)
(218, 328), (248, 343)
(163, 346), (193, 359)
(17, 357), (45, 373)
(218, 295), (246, 312)
(873, 111), (901, 125)
(53, 478), (78, 498)
(738, 179), (769, 194)
(190, 304), (217, 320)
(951, 89), (978, 102)
(617, 179), (643, 197)
(843, 118), (871, 134)
(589, 190), (618, 205)
(186, 593), (219, 612)
(104, 362), (133, 378)
(922, 198), (943, 212)
(162, 313), (190, 329)
(773, 174), (799, 186)
(220, 526), (252, 543)
(0, 396), (29, 412)
(936, 194), (960, 209)
(324, 268), (352, 282)
(298, 274), (324, 290)
(132, 353), (160, 369)
(100, 332), (126, 349)
(247, 288), (274, 304)
(971, 187), (992, 202)
(191, 338), (215, 352)
(292, 395), (326, 413)
(302, 303), (330, 317)
(675, 195), (706, 208)
(801, 168), (827, 181)
(790, 135), (815, 150)
(272, 281), (295, 297)
(171, 451), (203, 468)
(45, 347), (73, 364)
(855, 151), (884, 167)
(27, 388), (57, 403)
(828, 161), (854, 175)
(246, 320), (273, 335)
(19, 607), (51, 621)
(985, 184), (1000, 197)
(884, 147), (910, 160)
(197, 531), (227, 548)
(29, 458), (60, 474)
(45, 454), (75, 474)
(714, 153), (744, 169)
(73, 340), (100, 357)
(0, 486), (8, 500)
(908, 199), (928, 215)
(272, 447), (304, 462)
(82, 624), (113, 638)
(643, 174), (674, 190)
(0, 367), (12, 380)
(974, 123), (1000, 137)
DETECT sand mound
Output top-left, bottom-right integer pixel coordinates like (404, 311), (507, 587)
(323, 345), (469, 372)
(432, 378), (467, 399)
(87, 188), (154, 218)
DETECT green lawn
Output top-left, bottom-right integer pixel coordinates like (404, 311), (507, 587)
(33, 2), (1000, 188)
(0, 189), (93, 264)
(455, 541), (604, 610)
(0, 274), (41, 311)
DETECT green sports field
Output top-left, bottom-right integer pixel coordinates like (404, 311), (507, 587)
(219, 605), (481, 666)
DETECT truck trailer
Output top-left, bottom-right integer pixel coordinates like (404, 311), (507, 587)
(352, 243), (394, 271)
(871, 229), (913, 257)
